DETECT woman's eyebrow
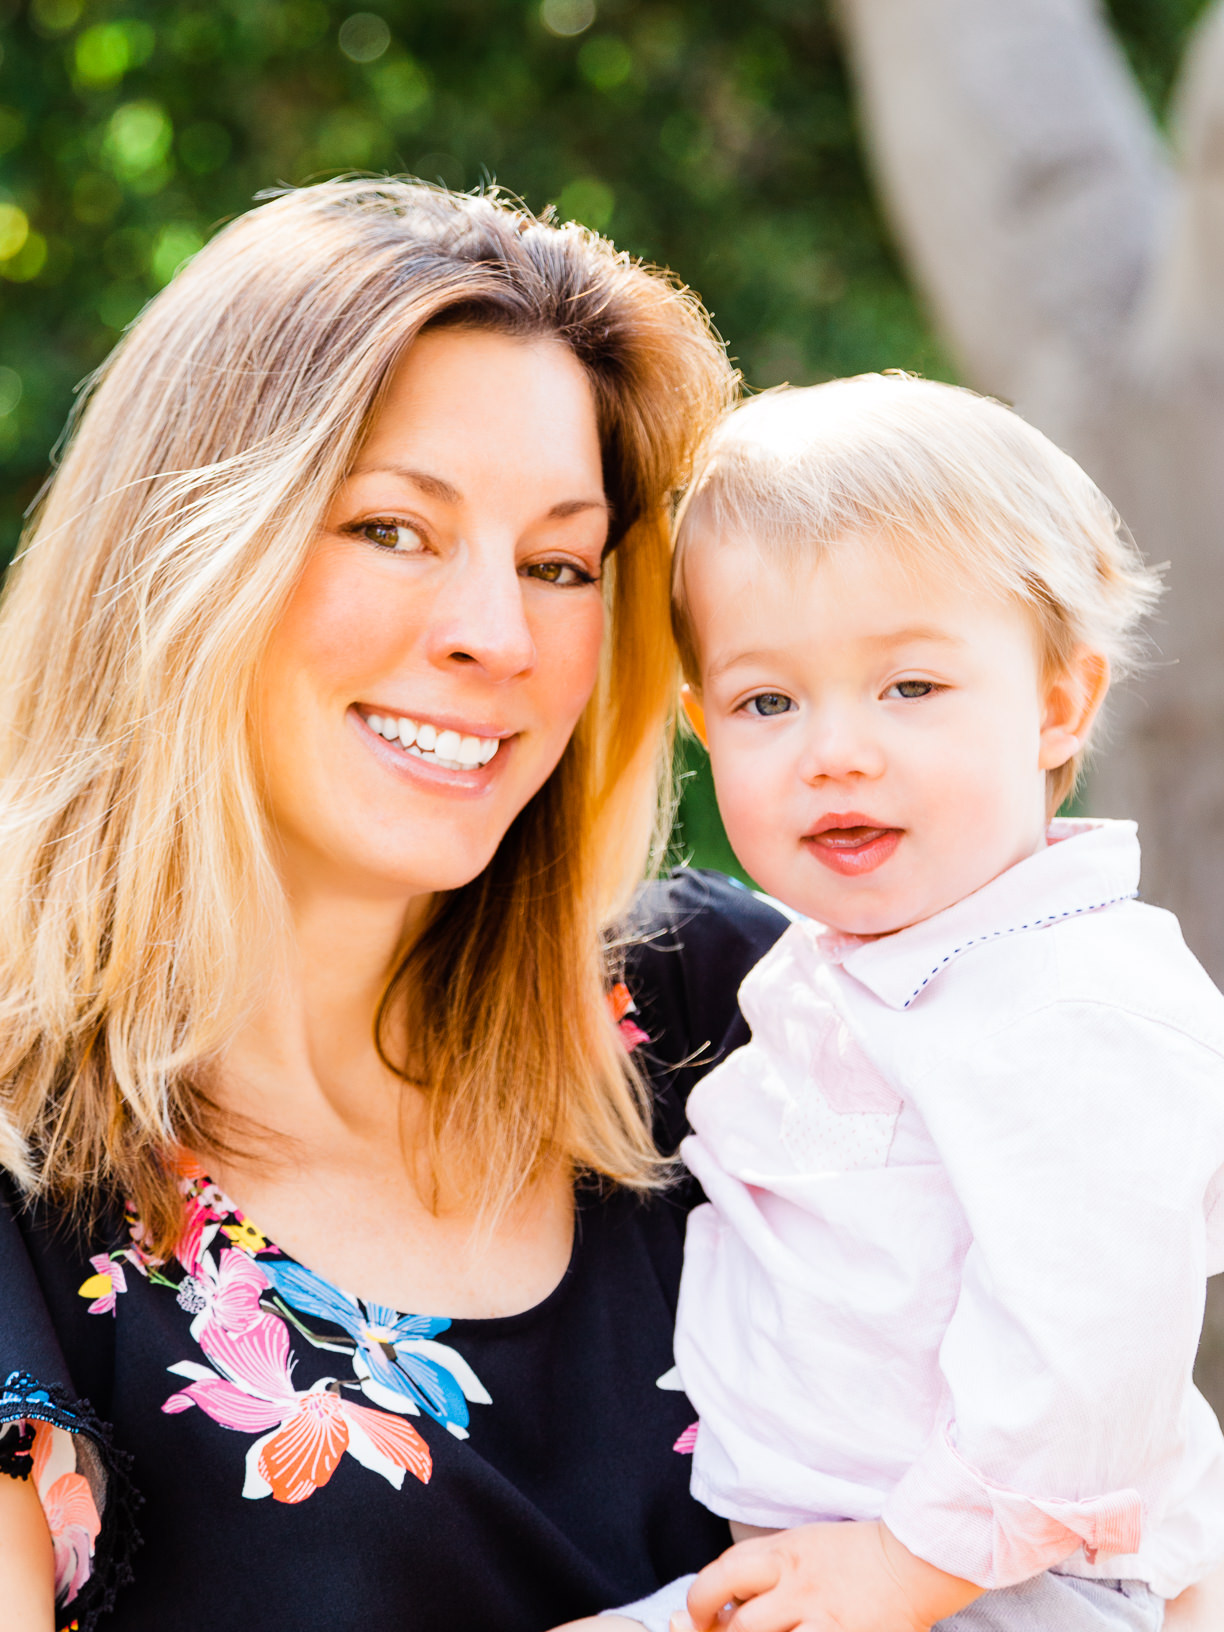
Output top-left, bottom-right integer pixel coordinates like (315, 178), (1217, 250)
(549, 497), (613, 519)
(350, 465), (610, 519)
(353, 463), (462, 503)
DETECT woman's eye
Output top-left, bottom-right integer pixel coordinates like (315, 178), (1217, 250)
(523, 560), (597, 587)
(887, 679), (938, 700)
(356, 520), (426, 553)
(746, 693), (794, 717)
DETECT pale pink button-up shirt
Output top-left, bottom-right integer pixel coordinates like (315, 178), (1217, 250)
(674, 820), (1224, 1597)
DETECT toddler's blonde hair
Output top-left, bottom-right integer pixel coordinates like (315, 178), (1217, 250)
(673, 373), (1163, 809)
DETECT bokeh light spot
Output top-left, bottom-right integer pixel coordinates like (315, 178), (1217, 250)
(74, 21), (156, 90)
(555, 176), (614, 230)
(316, 108), (383, 167)
(372, 57), (431, 126)
(103, 101), (173, 182)
(540, 0), (596, 39)
(578, 36), (632, 90)
(1, 233), (49, 284)
(96, 282), (145, 330)
(30, 0), (82, 38)
(151, 223), (204, 286)
(0, 367), (22, 418)
(338, 13), (391, 63)
(0, 204), (30, 263)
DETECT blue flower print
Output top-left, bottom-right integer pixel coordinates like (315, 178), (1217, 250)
(258, 1259), (491, 1439)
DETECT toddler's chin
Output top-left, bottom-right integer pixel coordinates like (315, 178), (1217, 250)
(823, 900), (927, 940)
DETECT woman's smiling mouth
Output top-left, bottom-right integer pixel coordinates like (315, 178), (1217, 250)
(804, 815), (902, 877)
(355, 706), (505, 771)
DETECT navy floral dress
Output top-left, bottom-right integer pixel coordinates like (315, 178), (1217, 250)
(0, 871), (787, 1631)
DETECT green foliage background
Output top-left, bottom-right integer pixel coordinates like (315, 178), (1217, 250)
(0, 0), (1212, 876)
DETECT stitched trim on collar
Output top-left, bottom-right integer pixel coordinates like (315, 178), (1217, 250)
(900, 890), (1138, 1009)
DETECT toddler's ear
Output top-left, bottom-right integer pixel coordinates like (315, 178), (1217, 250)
(1038, 647), (1110, 770)
(680, 684), (709, 747)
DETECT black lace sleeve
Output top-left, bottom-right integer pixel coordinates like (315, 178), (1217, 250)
(0, 1179), (141, 1631)
(620, 868), (790, 1158)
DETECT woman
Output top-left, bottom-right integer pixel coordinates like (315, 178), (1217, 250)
(0, 180), (1218, 1632)
(0, 178), (774, 1630)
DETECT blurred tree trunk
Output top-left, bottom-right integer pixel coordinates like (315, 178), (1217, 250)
(833, 0), (1224, 1409)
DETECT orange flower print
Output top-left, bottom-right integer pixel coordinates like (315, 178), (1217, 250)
(29, 1420), (101, 1606)
(608, 982), (649, 1051)
(163, 1302), (432, 1503)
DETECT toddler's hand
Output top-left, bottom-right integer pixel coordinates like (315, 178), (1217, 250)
(677, 1520), (982, 1632)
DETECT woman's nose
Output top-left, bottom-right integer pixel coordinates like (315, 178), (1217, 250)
(426, 541), (536, 681)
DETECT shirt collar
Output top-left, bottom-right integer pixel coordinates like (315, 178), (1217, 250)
(809, 818), (1141, 1010)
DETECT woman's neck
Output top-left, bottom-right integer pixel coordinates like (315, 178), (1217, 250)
(199, 874), (576, 1320)
(213, 875), (432, 1153)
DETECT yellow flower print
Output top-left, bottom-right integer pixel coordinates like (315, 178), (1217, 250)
(221, 1219), (268, 1254)
(78, 1253), (128, 1315)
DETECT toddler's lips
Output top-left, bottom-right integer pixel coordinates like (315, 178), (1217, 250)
(803, 824), (901, 877)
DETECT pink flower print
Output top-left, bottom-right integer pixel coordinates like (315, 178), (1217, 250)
(44, 1473), (101, 1602)
(29, 1421), (101, 1607)
(76, 1254), (127, 1316)
(121, 1202), (164, 1271)
(179, 1247), (271, 1345)
(173, 1198), (219, 1282)
(673, 1422), (699, 1454)
(163, 1301), (432, 1502)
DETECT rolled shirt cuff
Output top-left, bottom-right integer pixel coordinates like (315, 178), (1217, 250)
(883, 1428), (1143, 1589)
(603, 1573), (698, 1631)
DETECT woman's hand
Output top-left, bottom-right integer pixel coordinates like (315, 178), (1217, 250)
(1166, 1560), (1224, 1630)
(0, 1473), (55, 1632)
(672, 1521), (982, 1632)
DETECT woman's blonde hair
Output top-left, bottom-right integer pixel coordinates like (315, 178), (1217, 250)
(673, 373), (1163, 809)
(0, 180), (734, 1252)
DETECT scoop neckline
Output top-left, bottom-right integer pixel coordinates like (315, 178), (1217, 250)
(190, 1166), (584, 1334)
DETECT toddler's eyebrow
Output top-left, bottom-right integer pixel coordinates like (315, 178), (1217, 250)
(706, 648), (777, 680)
(708, 627), (963, 678)
(863, 626), (964, 649)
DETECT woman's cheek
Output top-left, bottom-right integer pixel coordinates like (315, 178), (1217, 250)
(540, 598), (605, 726)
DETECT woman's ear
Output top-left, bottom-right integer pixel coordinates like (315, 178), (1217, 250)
(680, 683), (709, 747)
(1038, 647), (1111, 771)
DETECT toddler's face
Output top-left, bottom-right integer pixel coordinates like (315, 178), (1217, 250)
(686, 532), (1081, 937)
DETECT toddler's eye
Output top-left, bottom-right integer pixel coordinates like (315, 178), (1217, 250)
(886, 679), (938, 700)
(356, 520), (426, 553)
(523, 560), (597, 587)
(746, 693), (794, 717)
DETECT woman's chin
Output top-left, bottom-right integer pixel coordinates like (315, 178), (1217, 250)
(276, 824), (506, 906)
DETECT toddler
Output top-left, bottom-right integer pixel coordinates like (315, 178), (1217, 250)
(613, 377), (1224, 1631)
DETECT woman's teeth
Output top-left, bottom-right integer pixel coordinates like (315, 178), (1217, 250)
(363, 712), (501, 770)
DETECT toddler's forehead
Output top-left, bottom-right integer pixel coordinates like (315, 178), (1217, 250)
(681, 524), (1046, 667)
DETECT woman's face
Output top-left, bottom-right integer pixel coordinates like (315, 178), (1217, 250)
(254, 327), (610, 904)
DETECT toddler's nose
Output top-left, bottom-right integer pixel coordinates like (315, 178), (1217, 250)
(798, 707), (886, 783)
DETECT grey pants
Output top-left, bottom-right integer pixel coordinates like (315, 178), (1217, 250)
(935, 1573), (1163, 1631)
